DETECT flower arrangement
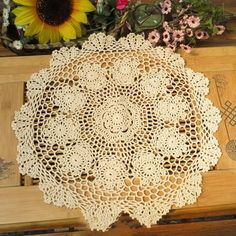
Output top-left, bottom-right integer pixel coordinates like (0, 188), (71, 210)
(1, 0), (233, 54)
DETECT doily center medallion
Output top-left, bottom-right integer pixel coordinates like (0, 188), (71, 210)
(12, 33), (222, 232)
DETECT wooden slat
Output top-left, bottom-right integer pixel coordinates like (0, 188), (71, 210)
(78, 219), (236, 236)
(0, 82), (24, 187)
(0, 46), (235, 85)
(0, 170), (236, 230)
(0, 55), (50, 84)
(19, 219), (236, 236)
(206, 71), (236, 169)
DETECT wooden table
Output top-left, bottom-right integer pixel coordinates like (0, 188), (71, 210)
(0, 1), (236, 235)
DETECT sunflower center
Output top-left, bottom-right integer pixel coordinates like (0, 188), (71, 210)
(36, 0), (72, 25)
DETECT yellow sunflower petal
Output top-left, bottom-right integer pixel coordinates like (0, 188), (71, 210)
(12, 7), (24, 16)
(38, 25), (51, 44)
(13, 0), (36, 6)
(71, 11), (88, 24)
(59, 22), (76, 41)
(14, 7), (36, 25)
(70, 19), (82, 37)
(73, 0), (95, 12)
(24, 19), (42, 36)
(49, 27), (61, 43)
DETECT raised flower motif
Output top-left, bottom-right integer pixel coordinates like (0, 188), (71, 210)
(111, 58), (140, 85)
(141, 69), (170, 96)
(94, 96), (141, 142)
(155, 95), (189, 121)
(54, 85), (86, 112)
(132, 151), (166, 185)
(153, 127), (189, 157)
(78, 62), (107, 90)
(60, 142), (93, 174)
(93, 156), (126, 191)
(42, 115), (78, 145)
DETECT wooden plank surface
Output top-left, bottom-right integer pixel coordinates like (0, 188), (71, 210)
(78, 219), (236, 236)
(0, 82), (24, 186)
(0, 46), (235, 171)
(0, 46), (235, 232)
(0, 46), (235, 84)
(0, 170), (236, 231)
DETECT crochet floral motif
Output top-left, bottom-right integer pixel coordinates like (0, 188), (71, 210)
(60, 142), (93, 174)
(141, 69), (170, 96)
(154, 127), (190, 157)
(133, 152), (166, 185)
(94, 97), (141, 142)
(155, 94), (189, 121)
(111, 58), (140, 85)
(78, 62), (107, 90)
(93, 156), (126, 191)
(54, 85), (86, 112)
(12, 33), (221, 232)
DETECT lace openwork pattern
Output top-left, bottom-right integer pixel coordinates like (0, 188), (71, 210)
(12, 33), (221, 231)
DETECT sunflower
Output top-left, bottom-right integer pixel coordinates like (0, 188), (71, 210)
(12, 0), (95, 43)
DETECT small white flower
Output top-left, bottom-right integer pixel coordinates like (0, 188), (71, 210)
(3, 0), (10, 5)
(3, 20), (9, 27)
(13, 40), (23, 50)
(3, 8), (9, 19)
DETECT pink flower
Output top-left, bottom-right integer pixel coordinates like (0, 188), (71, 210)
(216, 25), (225, 35)
(116, 0), (128, 10)
(164, 0), (172, 7)
(163, 21), (172, 32)
(163, 31), (170, 43)
(161, 3), (172, 14)
(202, 31), (209, 40)
(195, 30), (204, 39)
(186, 28), (193, 37)
(166, 43), (176, 52)
(187, 16), (200, 28)
(173, 30), (185, 42)
(180, 44), (191, 53)
(148, 30), (160, 46)
(195, 30), (209, 40)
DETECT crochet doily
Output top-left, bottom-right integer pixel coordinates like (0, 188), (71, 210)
(12, 33), (221, 231)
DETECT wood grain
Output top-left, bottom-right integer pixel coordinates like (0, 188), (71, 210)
(0, 46), (235, 84)
(13, 219), (236, 236)
(0, 170), (236, 231)
(79, 218), (236, 236)
(0, 42), (235, 234)
(0, 82), (24, 187)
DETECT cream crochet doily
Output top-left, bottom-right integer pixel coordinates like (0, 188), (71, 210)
(12, 33), (221, 231)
